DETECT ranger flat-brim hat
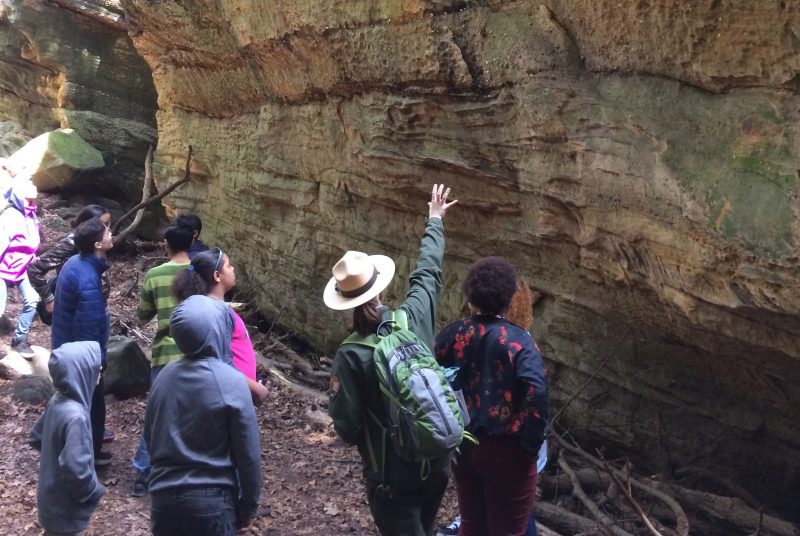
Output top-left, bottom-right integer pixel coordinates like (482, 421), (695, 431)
(323, 251), (395, 310)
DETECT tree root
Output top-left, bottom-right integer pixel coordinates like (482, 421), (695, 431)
(598, 453), (663, 536)
(652, 483), (799, 536)
(558, 453), (634, 536)
(551, 427), (690, 536)
(533, 501), (604, 535)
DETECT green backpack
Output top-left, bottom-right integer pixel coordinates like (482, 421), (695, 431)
(344, 309), (466, 463)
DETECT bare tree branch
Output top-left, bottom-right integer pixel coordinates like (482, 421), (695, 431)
(597, 451), (663, 536)
(112, 144), (154, 243)
(112, 145), (193, 241)
(675, 466), (762, 511)
(551, 427), (690, 536)
(658, 485), (798, 536)
(558, 453), (634, 536)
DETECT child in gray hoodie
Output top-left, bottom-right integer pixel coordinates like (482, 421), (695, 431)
(145, 294), (261, 535)
(29, 341), (105, 535)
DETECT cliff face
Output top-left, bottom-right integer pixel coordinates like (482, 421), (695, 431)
(122, 0), (800, 513)
(0, 0), (157, 200)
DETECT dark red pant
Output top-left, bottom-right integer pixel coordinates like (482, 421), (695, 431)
(452, 435), (538, 536)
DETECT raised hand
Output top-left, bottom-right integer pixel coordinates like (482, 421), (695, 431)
(428, 184), (458, 219)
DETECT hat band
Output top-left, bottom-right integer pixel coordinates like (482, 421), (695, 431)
(336, 267), (379, 299)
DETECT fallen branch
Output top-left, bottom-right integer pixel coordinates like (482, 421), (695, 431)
(657, 484), (798, 536)
(111, 319), (148, 342)
(266, 368), (326, 403)
(598, 452), (662, 536)
(112, 145), (193, 238)
(558, 453), (634, 536)
(255, 352), (326, 403)
(675, 466), (763, 511)
(533, 500), (604, 535)
(263, 336), (329, 388)
(257, 355), (293, 373)
(540, 468), (612, 499)
(535, 521), (567, 536)
(551, 427), (690, 536)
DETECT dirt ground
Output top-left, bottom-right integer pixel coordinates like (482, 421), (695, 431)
(0, 381), (461, 536)
(0, 201), (458, 535)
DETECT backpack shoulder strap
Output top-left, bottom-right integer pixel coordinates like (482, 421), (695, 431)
(342, 332), (379, 349)
(392, 309), (409, 331)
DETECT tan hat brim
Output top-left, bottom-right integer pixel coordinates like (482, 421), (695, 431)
(323, 255), (396, 310)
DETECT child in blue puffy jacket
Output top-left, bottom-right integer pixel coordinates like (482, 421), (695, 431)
(52, 217), (114, 467)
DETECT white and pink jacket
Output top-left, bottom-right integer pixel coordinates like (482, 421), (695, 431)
(0, 197), (40, 283)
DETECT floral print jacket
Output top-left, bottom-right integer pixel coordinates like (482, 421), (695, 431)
(435, 315), (548, 456)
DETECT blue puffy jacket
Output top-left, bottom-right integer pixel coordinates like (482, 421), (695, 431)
(52, 254), (110, 365)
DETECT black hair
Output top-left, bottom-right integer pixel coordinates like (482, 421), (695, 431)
(74, 218), (107, 255)
(175, 213), (202, 235)
(163, 223), (194, 253)
(352, 296), (382, 336)
(171, 247), (223, 301)
(461, 256), (517, 316)
(71, 205), (108, 229)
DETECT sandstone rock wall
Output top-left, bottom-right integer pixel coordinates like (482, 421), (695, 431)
(0, 0), (157, 200)
(122, 0), (800, 515)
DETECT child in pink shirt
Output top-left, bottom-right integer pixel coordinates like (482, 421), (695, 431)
(231, 309), (256, 381)
(171, 247), (268, 405)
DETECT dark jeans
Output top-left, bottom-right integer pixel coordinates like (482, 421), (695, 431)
(91, 376), (106, 457)
(367, 469), (449, 536)
(150, 486), (236, 536)
(453, 435), (539, 536)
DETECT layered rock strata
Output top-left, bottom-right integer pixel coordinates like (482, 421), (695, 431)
(0, 0), (157, 200)
(123, 0), (800, 515)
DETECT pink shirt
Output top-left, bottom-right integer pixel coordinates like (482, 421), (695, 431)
(230, 309), (256, 380)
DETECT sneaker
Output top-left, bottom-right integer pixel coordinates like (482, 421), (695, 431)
(11, 339), (34, 359)
(436, 515), (461, 536)
(94, 451), (112, 468)
(130, 471), (150, 497)
(103, 428), (115, 443)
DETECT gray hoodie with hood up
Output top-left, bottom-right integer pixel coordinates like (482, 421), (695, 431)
(144, 294), (262, 521)
(29, 341), (104, 533)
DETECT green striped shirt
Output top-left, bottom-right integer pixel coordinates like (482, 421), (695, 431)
(137, 261), (190, 367)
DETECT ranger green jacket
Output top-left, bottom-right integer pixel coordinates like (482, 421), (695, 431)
(328, 217), (450, 488)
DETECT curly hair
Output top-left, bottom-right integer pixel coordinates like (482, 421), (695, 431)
(172, 248), (223, 301)
(461, 256), (517, 316)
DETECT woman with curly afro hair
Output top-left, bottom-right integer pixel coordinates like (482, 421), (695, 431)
(434, 257), (549, 536)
